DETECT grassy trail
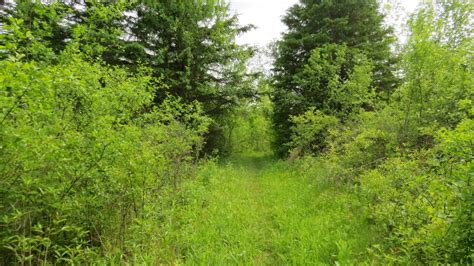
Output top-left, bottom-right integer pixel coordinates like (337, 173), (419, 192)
(167, 153), (376, 265)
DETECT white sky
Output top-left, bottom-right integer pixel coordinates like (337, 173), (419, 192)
(230, 0), (420, 47)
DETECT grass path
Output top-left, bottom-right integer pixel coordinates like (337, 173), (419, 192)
(166, 153), (377, 265)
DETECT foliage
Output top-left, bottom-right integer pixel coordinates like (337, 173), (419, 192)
(0, 0), (472, 264)
(284, 43), (376, 157)
(295, 44), (375, 119)
(0, 1), (67, 61)
(0, 52), (209, 263)
(0, 0), (255, 153)
(361, 119), (473, 263)
(323, 108), (401, 181)
(396, 0), (473, 148)
(227, 82), (274, 154)
(128, 1), (255, 110)
(0, 1), (126, 63)
(359, 5), (473, 261)
(287, 108), (338, 157)
(128, 0), (255, 153)
(272, 0), (396, 156)
(279, 0), (472, 263)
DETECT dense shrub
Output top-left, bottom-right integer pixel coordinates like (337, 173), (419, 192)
(287, 108), (338, 159)
(283, 1), (472, 263)
(0, 53), (209, 263)
(361, 118), (473, 263)
(0, 0), (254, 156)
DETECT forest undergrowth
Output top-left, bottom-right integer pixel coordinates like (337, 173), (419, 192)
(152, 152), (380, 265)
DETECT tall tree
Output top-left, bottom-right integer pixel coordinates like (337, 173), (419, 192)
(0, 1), (126, 62)
(1, 0), (255, 153)
(125, 0), (254, 113)
(272, 0), (397, 156)
(123, 1), (254, 152)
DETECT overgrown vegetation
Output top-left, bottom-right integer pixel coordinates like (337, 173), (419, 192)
(0, 0), (472, 264)
(280, 0), (473, 263)
(272, 0), (398, 157)
(151, 154), (379, 264)
(0, 0), (240, 263)
(0, 0), (255, 153)
(0, 48), (212, 262)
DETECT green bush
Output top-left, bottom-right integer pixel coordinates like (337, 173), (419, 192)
(0, 53), (209, 263)
(322, 107), (401, 181)
(287, 108), (338, 158)
(360, 119), (473, 263)
(284, 2), (473, 262)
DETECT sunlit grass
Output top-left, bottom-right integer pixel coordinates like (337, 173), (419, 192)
(154, 152), (378, 265)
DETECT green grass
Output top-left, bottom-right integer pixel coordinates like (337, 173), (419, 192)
(154, 153), (378, 265)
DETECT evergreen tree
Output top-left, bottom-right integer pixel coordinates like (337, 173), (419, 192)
(272, 0), (397, 156)
(123, 1), (255, 152)
(0, 1), (71, 61)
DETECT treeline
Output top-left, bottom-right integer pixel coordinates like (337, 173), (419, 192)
(0, 0), (253, 263)
(273, 0), (472, 263)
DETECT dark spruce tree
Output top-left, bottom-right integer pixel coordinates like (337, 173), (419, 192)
(272, 0), (398, 157)
(123, 1), (255, 153)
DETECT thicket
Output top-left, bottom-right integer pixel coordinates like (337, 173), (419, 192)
(0, 0), (247, 263)
(0, 0), (255, 153)
(0, 48), (212, 263)
(281, 0), (473, 263)
(227, 81), (274, 154)
(272, 0), (398, 157)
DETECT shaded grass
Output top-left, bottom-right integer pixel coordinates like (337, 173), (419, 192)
(154, 153), (378, 265)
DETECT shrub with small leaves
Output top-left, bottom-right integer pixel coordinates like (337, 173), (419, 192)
(0, 51), (209, 263)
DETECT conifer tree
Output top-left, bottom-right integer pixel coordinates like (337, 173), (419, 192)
(272, 0), (397, 156)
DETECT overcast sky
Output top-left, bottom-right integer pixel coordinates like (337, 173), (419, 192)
(230, 0), (420, 46)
